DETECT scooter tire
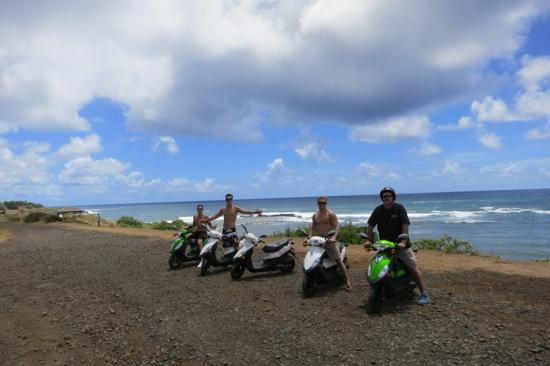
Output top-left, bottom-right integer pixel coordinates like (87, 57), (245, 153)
(280, 257), (295, 273)
(368, 286), (383, 313)
(302, 275), (315, 297)
(231, 264), (245, 280)
(200, 258), (210, 276)
(168, 253), (182, 270)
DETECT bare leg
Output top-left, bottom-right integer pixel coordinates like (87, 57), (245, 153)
(337, 259), (352, 290)
(407, 265), (426, 294)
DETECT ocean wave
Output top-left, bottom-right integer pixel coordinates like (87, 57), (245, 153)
(481, 207), (550, 215)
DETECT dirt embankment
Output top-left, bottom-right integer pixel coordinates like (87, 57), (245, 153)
(1, 222), (549, 365)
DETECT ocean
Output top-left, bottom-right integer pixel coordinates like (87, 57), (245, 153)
(81, 189), (550, 260)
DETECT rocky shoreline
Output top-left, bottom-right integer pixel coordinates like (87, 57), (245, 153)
(1, 221), (549, 365)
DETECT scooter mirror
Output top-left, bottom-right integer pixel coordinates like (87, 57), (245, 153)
(326, 230), (336, 237)
(358, 233), (368, 239)
(258, 234), (267, 239)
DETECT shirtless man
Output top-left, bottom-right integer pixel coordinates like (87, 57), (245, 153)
(202, 193), (262, 249)
(308, 196), (352, 291)
(186, 204), (213, 251)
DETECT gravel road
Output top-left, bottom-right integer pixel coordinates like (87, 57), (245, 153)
(1, 222), (549, 365)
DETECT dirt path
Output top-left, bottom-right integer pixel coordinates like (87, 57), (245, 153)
(1, 222), (549, 365)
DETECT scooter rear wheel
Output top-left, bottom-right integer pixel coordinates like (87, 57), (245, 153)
(280, 257), (295, 273)
(168, 253), (182, 270)
(231, 264), (245, 280)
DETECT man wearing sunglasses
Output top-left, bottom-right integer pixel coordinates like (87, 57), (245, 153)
(309, 196), (352, 291)
(203, 193), (262, 250)
(186, 204), (214, 251)
(363, 187), (429, 305)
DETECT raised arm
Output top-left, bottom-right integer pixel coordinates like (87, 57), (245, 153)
(204, 208), (223, 223)
(236, 206), (261, 215)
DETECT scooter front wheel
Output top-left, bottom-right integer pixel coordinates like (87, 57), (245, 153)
(302, 274), (315, 297)
(168, 253), (182, 270)
(368, 286), (383, 313)
(200, 257), (210, 276)
(230, 264), (245, 280)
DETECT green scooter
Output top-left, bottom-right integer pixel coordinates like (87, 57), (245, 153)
(168, 228), (200, 270)
(359, 233), (416, 313)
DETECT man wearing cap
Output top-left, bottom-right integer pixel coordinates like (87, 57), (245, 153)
(363, 187), (429, 305)
(202, 193), (262, 250)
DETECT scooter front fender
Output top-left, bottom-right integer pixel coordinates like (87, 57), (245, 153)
(368, 253), (392, 284)
(303, 247), (323, 273)
(200, 238), (218, 257)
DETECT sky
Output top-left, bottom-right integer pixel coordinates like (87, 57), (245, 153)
(1, 0), (550, 206)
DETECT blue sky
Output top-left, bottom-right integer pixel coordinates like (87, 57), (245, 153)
(1, 1), (550, 205)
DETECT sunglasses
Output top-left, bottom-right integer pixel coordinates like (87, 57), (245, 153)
(225, 197), (233, 201)
(382, 195), (392, 199)
(317, 201), (327, 205)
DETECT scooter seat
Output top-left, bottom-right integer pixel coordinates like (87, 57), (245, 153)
(263, 239), (291, 253)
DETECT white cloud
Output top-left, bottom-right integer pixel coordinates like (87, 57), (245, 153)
(57, 134), (102, 156)
(294, 142), (332, 162)
(477, 131), (503, 150)
(0, 139), (52, 187)
(438, 116), (477, 131)
(524, 122), (550, 140)
(0, 121), (18, 134)
(154, 136), (179, 154)
(517, 55), (550, 91)
(356, 161), (399, 179)
(411, 142), (442, 156)
(443, 162), (461, 174)
(470, 96), (523, 123)
(350, 116), (431, 143)
(0, 1), (547, 140)
(58, 156), (129, 186)
(166, 177), (221, 192)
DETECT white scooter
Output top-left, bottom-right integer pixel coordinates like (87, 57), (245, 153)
(197, 225), (237, 276)
(230, 224), (295, 280)
(302, 230), (348, 297)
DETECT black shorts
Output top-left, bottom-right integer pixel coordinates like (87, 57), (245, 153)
(190, 231), (207, 241)
(222, 228), (238, 245)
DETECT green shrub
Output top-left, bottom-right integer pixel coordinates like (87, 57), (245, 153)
(6, 214), (20, 222)
(23, 212), (61, 223)
(116, 216), (143, 228)
(150, 219), (186, 230)
(3, 201), (43, 210)
(413, 235), (477, 254)
(272, 226), (309, 237)
(171, 219), (185, 229)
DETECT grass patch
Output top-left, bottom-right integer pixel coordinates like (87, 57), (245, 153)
(116, 216), (143, 228)
(3, 201), (43, 210)
(413, 235), (477, 254)
(6, 214), (20, 222)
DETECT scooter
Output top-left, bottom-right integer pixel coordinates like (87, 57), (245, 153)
(168, 228), (200, 270)
(301, 230), (349, 297)
(197, 225), (237, 276)
(230, 224), (295, 280)
(359, 233), (417, 313)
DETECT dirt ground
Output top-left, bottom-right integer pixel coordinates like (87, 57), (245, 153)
(1, 222), (549, 365)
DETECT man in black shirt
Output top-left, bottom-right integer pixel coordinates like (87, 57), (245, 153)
(364, 187), (429, 305)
